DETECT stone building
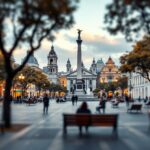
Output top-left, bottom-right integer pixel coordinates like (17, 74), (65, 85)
(100, 57), (120, 83)
(129, 73), (150, 100)
(43, 45), (58, 84)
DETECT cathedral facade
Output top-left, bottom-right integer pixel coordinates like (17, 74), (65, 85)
(99, 57), (120, 83)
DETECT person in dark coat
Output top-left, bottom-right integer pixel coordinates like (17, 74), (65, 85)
(43, 94), (49, 115)
(125, 95), (129, 107)
(96, 96), (106, 113)
(75, 95), (78, 105)
(76, 102), (91, 134)
(71, 94), (75, 106)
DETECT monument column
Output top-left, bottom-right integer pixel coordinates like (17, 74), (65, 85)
(77, 29), (82, 79)
(76, 29), (84, 95)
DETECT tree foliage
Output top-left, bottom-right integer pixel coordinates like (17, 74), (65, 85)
(98, 82), (118, 92)
(14, 66), (50, 91)
(104, 0), (150, 41)
(120, 35), (150, 81)
(117, 76), (128, 90)
(0, 0), (79, 127)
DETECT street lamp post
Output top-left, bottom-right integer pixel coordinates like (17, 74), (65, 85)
(18, 74), (25, 99)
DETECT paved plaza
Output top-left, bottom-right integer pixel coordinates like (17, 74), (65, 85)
(0, 100), (150, 150)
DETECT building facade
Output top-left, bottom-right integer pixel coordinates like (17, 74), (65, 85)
(129, 73), (150, 99)
(100, 57), (120, 83)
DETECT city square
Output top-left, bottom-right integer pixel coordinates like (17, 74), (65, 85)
(0, 0), (150, 150)
(0, 100), (150, 150)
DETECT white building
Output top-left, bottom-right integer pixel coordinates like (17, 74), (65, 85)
(129, 73), (150, 99)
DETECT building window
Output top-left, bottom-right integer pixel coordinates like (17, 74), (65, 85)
(89, 80), (92, 85)
(50, 59), (53, 64)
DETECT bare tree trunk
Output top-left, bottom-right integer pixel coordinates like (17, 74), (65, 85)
(3, 76), (13, 128)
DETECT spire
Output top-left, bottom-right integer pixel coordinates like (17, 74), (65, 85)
(106, 56), (114, 64)
(67, 58), (70, 64)
(48, 45), (57, 58)
(66, 58), (71, 73)
(93, 58), (96, 64)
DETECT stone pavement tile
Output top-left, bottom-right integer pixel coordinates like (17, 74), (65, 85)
(1, 129), (60, 150)
(1, 101), (150, 150)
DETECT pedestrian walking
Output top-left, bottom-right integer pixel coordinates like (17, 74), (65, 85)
(71, 94), (75, 106)
(75, 95), (78, 105)
(43, 94), (49, 115)
(125, 95), (129, 107)
(96, 96), (106, 113)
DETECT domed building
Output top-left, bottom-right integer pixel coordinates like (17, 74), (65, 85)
(96, 58), (104, 73)
(26, 52), (39, 68)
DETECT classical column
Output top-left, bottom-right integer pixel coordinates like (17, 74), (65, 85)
(76, 29), (82, 79)
(92, 79), (96, 91)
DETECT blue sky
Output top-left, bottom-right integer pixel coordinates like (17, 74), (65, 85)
(14, 0), (132, 72)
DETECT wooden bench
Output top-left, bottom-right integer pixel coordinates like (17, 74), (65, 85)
(127, 104), (142, 113)
(63, 114), (118, 135)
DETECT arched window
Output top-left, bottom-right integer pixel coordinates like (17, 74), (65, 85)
(50, 59), (53, 64)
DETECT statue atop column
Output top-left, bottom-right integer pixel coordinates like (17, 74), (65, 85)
(77, 29), (82, 40)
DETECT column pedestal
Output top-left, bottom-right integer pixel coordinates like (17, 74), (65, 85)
(76, 79), (84, 95)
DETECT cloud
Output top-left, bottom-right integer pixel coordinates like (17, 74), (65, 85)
(13, 29), (132, 72)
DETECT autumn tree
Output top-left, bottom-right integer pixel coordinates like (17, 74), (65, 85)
(120, 36), (150, 81)
(14, 66), (50, 97)
(14, 66), (37, 91)
(34, 71), (50, 95)
(104, 0), (150, 41)
(117, 76), (128, 94)
(0, 0), (79, 127)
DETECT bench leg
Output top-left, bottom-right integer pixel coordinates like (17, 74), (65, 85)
(63, 125), (67, 135)
(113, 123), (118, 133)
(0, 124), (4, 134)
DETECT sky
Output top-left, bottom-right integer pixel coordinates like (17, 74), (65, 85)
(14, 0), (132, 72)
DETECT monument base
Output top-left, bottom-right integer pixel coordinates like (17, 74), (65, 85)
(66, 94), (98, 101)
(75, 79), (84, 95)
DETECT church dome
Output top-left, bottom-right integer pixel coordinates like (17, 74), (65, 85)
(26, 53), (39, 67)
(97, 58), (104, 64)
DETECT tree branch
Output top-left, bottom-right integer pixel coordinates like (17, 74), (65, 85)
(14, 50), (34, 75)
(30, 22), (57, 50)
(9, 25), (28, 55)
